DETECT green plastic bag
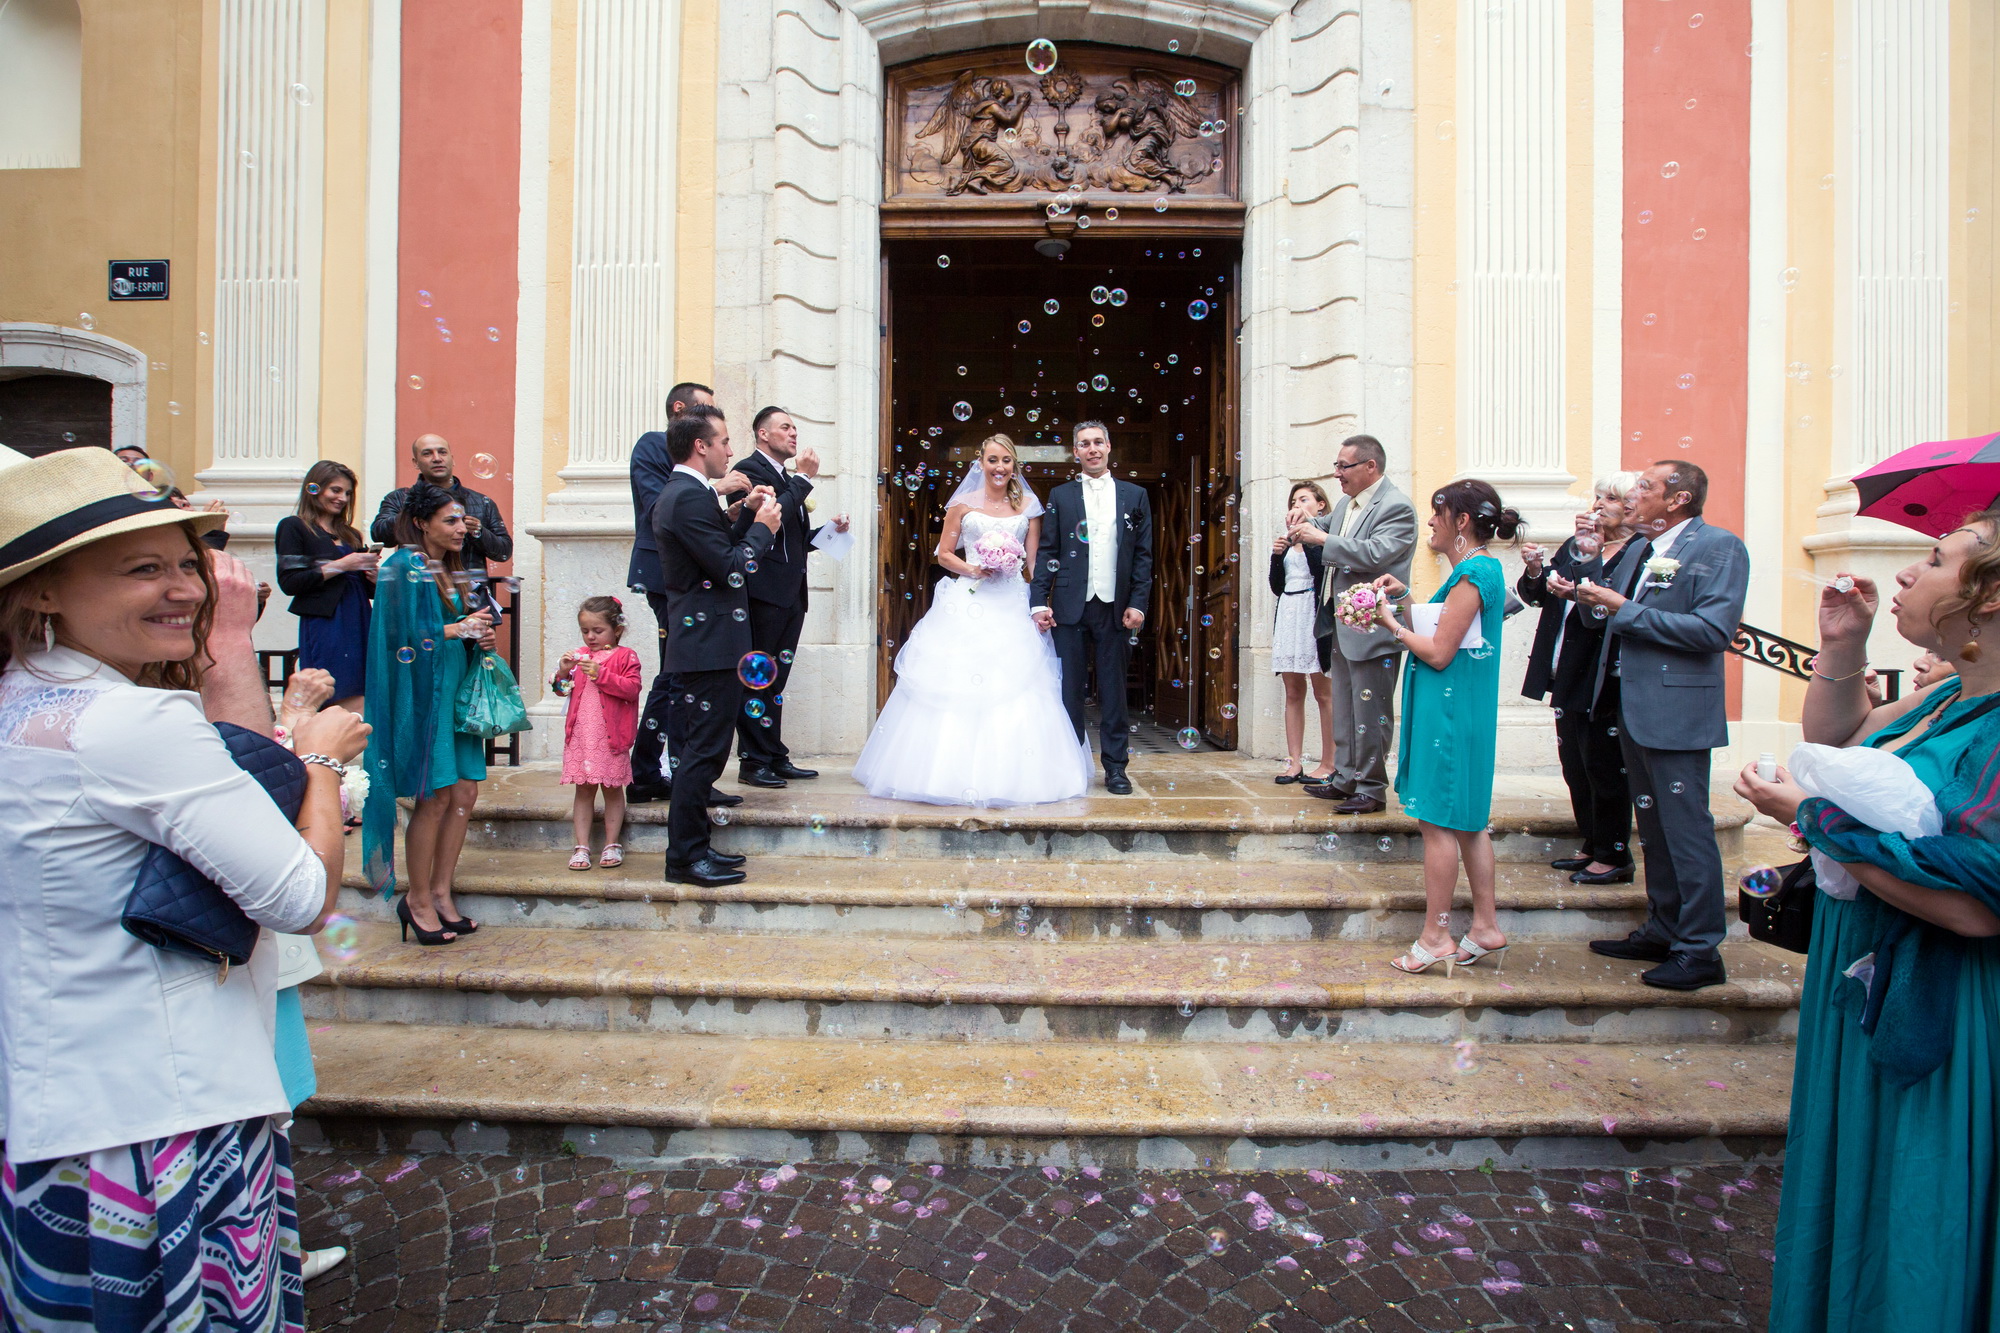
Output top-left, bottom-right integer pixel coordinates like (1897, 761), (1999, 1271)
(454, 649), (533, 738)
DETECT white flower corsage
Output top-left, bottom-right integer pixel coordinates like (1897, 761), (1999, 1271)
(338, 765), (371, 824)
(1643, 555), (1681, 589)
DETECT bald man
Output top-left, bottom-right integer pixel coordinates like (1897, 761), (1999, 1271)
(369, 433), (513, 573)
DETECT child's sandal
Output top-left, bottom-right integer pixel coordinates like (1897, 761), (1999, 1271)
(598, 843), (624, 868)
(568, 845), (593, 871)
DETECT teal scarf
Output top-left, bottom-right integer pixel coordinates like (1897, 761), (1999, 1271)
(1795, 680), (2000, 1085)
(360, 548), (449, 898)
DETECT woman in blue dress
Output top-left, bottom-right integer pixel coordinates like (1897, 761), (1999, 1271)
(1369, 479), (1522, 975)
(1732, 507), (2000, 1332)
(275, 461), (376, 712)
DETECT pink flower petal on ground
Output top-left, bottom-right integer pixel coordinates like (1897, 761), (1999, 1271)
(1706, 1080), (1729, 1089)
(740, 1216), (763, 1229)
(1042, 1166), (1060, 1181)
(1083, 1166), (1103, 1179)
(973, 1251), (988, 1261)
(1601, 1116), (1618, 1134)
(784, 1226), (802, 1238)
(1274, 1256), (1300, 1271)
(1308, 1071), (1333, 1082)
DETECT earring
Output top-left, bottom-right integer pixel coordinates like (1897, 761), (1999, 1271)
(1962, 624), (1983, 663)
(42, 614), (56, 651)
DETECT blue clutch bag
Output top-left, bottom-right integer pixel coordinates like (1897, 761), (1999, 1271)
(121, 722), (308, 969)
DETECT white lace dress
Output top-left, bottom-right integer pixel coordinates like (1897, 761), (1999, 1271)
(854, 511), (1093, 807)
(1270, 543), (1324, 675)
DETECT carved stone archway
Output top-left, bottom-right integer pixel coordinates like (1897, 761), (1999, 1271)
(0, 323), (149, 454)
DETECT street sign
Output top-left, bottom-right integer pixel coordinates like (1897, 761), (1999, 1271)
(108, 261), (169, 301)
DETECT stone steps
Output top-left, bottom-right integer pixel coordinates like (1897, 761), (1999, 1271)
(303, 924), (1800, 1045)
(299, 1022), (1792, 1167)
(340, 850), (1663, 941)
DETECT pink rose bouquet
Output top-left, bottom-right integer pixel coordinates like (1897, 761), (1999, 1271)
(1333, 581), (1386, 629)
(970, 529), (1026, 582)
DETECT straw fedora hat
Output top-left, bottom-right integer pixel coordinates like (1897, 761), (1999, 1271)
(0, 447), (226, 591)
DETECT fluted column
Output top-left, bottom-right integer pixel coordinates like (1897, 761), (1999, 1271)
(1457, 0), (1574, 535)
(196, 0), (326, 649)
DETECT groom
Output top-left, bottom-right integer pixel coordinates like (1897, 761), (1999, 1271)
(1032, 421), (1154, 795)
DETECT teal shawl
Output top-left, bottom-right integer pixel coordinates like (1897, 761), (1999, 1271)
(361, 548), (449, 898)
(1795, 679), (2000, 1085)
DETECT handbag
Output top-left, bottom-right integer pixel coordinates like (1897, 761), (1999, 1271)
(122, 722), (307, 972)
(455, 648), (533, 738)
(1737, 858), (1816, 954)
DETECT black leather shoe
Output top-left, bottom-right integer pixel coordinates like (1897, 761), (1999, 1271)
(664, 856), (747, 887)
(1103, 768), (1133, 795)
(1332, 794), (1387, 815)
(1589, 934), (1672, 963)
(1550, 854), (1592, 872)
(738, 765), (788, 789)
(771, 760), (818, 780)
(707, 788), (743, 807)
(1642, 953), (1728, 991)
(705, 850), (747, 868)
(1302, 780), (1356, 801)
(1570, 865), (1636, 885)
(627, 782), (672, 805)
(1274, 769), (1308, 785)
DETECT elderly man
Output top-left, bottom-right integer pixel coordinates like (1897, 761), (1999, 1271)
(1291, 434), (1418, 814)
(369, 433), (513, 573)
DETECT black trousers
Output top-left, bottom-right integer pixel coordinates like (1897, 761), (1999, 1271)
(666, 667), (740, 866)
(1620, 728), (1727, 958)
(735, 597), (806, 768)
(1553, 674), (1632, 867)
(632, 592), (687, 789)
(1053, 598), (1131, 768)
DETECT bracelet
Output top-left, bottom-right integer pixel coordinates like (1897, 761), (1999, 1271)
(1811, 663), (1869, 683)
(298, 753), (347, 777)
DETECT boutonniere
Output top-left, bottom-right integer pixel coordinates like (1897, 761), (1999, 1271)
(1643, 555), (1681, 588)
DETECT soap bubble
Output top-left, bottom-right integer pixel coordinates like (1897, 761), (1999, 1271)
(407, 374), (424, 390)
(953, 401), (972, 421)
(1074, 521), (1089, 542)
(1092, 313), (1106, 328)
(1091, 286), (1110, 304)
(778, 650), (793, 664)
(470, 452), (498, 479)
(937, 254), (951, 268)
(1175, 78), (1196, 97)
(1451, 1038), (1481, 1072)
(129, 458), (176, 501)
(1105, 207), (1118, 220)
(1740, 866), (1783, 898)
(417, 289), (434, 307)
(731, 608), (746, 622)
(728, 572), (744, 588)
(420, 638), (435, 652)
(1076, 381), (1089, 393)
(1176, 727), (1200, 750)
(1154, 197), (1168, 213)
(1219, 702), (1237, 720)
(1188, 300), (1210, 320)
(1018, 320), (1032, 333)
(78, 312), (96, 330)
(956, 364), (968, 376)
(397, 646), (416, 664)
(745, 698), (767, 719)
(1025, 38), (1058, 74)
(737, 651), (778, 689)
(1677, 373), (1694, 390)
(1091, 374), (1109, 391)
(1636, 794), (1654, 809)
(1109, 288), (1127, 306)
(1044, 298), (1060, 314)
(320, 914), (361, 960)
(290, 82), (314, 106)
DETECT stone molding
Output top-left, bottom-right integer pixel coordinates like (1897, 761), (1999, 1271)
(0, 323), (148, 454)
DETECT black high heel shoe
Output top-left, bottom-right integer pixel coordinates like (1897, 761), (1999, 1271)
(397, 895), (458, 946)
(437, 907), (479, 935)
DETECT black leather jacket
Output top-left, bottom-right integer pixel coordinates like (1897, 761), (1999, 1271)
(369, 475), (513, 572)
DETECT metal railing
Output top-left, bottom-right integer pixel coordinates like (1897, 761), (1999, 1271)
(1731, 622), (1901, 702)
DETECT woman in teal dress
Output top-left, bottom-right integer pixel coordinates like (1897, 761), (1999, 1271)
(1370, 478), (1523, 975)
(1733, 508), (2000, 1332)
(362, 479), (496, 946)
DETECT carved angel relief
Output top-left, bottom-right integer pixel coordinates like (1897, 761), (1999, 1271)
(896, 52), (1232, 201)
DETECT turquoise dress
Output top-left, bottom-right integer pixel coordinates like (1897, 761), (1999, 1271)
(1770, 681), (2000, 1332)
(428, 587), (489, 791)
(1393, 554), (1505, 832)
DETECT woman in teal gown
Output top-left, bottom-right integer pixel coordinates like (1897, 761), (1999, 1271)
(1732, 508), (2000, 1332)
(361, 480), (496, 945)
(1369, 479), (1523, 976)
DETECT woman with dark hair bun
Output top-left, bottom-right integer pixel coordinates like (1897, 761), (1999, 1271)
(1369, 478), (1522, 975)
(361, 479), (496, 946)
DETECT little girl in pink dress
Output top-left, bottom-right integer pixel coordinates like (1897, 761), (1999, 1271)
(556, 595), (641, 869)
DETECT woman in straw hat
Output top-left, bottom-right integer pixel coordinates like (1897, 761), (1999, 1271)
(0, 446), (369, 1333)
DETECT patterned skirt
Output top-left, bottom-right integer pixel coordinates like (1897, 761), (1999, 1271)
(0, 1117), (304, 1333)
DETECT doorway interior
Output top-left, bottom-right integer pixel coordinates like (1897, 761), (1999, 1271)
(877, 236), (1244, 749)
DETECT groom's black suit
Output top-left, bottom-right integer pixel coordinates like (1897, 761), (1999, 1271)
(726, 448), (820, 771)
(1031, 475), (1154, 770)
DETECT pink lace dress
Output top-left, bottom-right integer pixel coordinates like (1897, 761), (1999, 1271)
(560, 655), (634, 788)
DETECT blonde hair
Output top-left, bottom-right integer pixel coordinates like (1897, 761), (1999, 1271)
(1594, 471), (1642, 503)
(980, 434), (1026, 512)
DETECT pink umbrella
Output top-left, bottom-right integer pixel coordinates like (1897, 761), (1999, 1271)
(1852, 432), (2000, 538)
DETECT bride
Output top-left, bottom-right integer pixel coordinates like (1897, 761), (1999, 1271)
(855, 433), (1094, 807)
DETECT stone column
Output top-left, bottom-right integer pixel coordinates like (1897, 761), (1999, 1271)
(195, 0), (327, 652)
(1804, 0), (1950, 672)
(522, 0), (681, 756)
(1457, 0), (1576, 538)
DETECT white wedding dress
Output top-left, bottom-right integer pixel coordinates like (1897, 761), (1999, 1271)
(854, 510), (1093, 807)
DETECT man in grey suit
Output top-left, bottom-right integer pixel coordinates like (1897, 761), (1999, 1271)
(1571, 460), (1749, 991)
(1291, 435), (1419, 813)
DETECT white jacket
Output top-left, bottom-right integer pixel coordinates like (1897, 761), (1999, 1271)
(0, 648), (326, 1163)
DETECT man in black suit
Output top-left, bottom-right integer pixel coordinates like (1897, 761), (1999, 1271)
(1030, 420), (1155, 794)
(653, 409), (782, 887)
(726, 406), (850, 788)
(627, 384), (750, 806)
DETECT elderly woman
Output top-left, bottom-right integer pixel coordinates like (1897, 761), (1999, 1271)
(1734, 507), (2000, 1332)
(0, 447), (369, 1332)
(1528, 473), (1642, 883)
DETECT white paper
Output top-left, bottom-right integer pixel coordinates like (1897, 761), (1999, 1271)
(812, 524), (855, 561)
(1410, 601), (1486, 650)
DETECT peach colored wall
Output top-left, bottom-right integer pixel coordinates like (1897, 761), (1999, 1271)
(395, 0), (521, 547)
(1623, 0), (1751, 714)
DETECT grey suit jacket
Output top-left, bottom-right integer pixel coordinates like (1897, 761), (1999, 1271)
(1592, 517), (1750, 752)
(1310, 480), (1419, 661)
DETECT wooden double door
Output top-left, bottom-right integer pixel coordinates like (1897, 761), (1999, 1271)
(876, 236), (1243, 747)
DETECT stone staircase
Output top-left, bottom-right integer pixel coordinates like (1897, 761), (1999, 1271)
(298, 757), (1800, 1170)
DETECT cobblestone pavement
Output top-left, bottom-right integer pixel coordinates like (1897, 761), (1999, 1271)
(296, 1151), (1780, 1332)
